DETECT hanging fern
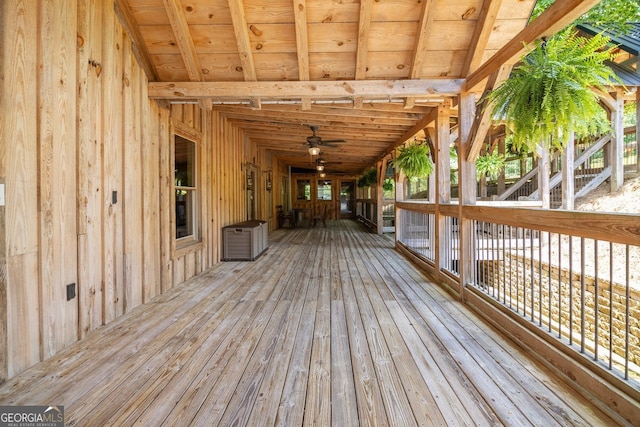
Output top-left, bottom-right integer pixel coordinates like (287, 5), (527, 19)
(486, 30), (619, 154)
(393, 143), (434, 179)
(357, 167), (377, 188)
(476, 147), (506, 181)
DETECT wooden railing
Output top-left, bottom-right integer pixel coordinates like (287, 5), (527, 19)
(395, 201), (640, 423)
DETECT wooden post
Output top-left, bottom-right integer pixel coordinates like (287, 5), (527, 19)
(611, 88), (624, 192)
(376, 159), (386, 235)
(562, 131), (575, 210)
(394, 167), (405, 243)
(497, 137), (506, 195)
(435, 101), (451, 279)
(459, 92), (477, 299)
(636, 88), (639, 172)
(538, 145), (550, 209)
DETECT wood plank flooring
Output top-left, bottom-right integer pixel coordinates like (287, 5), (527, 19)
(0, 220), (622, 426)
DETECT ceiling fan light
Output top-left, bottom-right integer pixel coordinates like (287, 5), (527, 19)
(316, 164), (325, 171)
(308, 146), (321, 156)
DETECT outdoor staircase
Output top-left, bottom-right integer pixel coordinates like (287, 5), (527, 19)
(497, 128), (636, 208)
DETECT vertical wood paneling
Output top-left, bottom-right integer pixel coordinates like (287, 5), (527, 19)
(38, 0), (79, 358)
(1, 1), (260, 380)
(159, 107), (173, 293)
(123, 44), (143, 311)
(102, 4), (125, 322)
(143, 92), (161, 302)
(77, 0), (104, 338)
(2, 0), (41, 377)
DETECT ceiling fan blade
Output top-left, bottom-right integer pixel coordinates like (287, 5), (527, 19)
(321, 139), (346, 143)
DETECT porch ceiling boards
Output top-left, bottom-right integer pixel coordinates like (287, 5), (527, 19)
(0, 221), (618, 426)
(116, 0), (597, 174)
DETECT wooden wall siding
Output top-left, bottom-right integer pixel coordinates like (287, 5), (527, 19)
(0, 1), (254, 381)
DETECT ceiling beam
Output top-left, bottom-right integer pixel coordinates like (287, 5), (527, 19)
(162, 0), (212, 110)
(353, 0), (373, 107)
(227, 0), (258, 82)
(405, 0), (436, 108)
(461, 0), (503, 76)
(465, 0), (601, 92)
(292, 0), (312, 110)
(410, 0), (436, 78)
(148, 79), (465, 100)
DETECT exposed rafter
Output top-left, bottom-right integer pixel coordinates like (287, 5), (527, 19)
(405, 0), (436, 109)
(162, 0), (211, 110)
(114, 0), (158, 81)
(461, 0), (503, 77)
(353, 0), (373, 108)
(228, 0), (258, 81)
(293, 0), (312, 110)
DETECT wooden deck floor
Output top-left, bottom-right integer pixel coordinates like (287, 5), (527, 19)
(0, 220), (620, 426)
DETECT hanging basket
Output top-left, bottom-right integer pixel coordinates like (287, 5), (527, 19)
(393, 143), (434, 179)
(357, 168), (377, 188)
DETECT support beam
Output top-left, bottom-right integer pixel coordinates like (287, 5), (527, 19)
(148, 79), (465, 100)
(466, 65), (512, 161)
(461, 0), (503, 76)
(434, 102), (451, 279)
(562, 131), (575, 210)
(636, 89), (639, 171)
(163, 0), (212, 110)
(465, 0), (601, 92)
(376, 158), (386, 235)
(292, 0), (312, 110)
(458, 92), (477, 299)
(611, 88), (625, 191)
(538, 146), (550, 209)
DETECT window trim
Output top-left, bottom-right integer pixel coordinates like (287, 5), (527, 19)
(171, 121), (203, 256)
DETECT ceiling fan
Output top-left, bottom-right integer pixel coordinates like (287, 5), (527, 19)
(305, 125), (346, 155)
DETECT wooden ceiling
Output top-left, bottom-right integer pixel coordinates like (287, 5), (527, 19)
(117, 0), (597, 174)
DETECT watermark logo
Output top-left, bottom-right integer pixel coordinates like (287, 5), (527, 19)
(0, 406), (64, 427)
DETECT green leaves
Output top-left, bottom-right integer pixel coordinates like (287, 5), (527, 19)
(393, 143), (434, 179)
(357, 168), (377, 188)
(487, 30), (619, 154)
(476, 148), (506, 181)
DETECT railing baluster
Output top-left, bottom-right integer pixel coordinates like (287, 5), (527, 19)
(397, 204), (638, 387)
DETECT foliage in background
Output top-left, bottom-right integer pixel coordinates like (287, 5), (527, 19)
(357, 167), (377, 188)
(393, 143), (434, 179)
(487, 30), (619, 153)
(531, 0), (640, 34)
(383, 178), (394, 192)
(476, 147), (506, 181)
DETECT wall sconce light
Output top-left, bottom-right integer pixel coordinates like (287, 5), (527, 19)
(308, 146), (321, 156)
(319, 172), (326, 178)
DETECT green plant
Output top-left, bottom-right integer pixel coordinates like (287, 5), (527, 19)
(357, 168), (377, 188)
(382, 178), (394, 192)
(393, 143), (434, 179)
(476, 147), (506, 181)
(486, 30), (619, 154)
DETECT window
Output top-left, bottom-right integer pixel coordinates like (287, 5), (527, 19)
(175, 135), (198, 241)
(296, 179), (311, 200)
(317, 180), (332, 200)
